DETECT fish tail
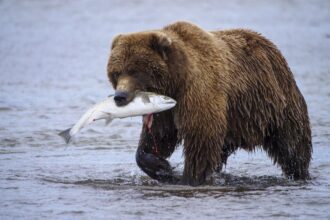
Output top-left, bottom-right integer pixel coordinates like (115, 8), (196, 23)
(58, 128), (72, 144)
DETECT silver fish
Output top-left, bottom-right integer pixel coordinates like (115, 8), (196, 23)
(59, 92), (176, 144)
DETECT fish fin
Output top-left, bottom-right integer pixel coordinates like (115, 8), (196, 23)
(141, 93), (151, 104)
(58, 128), (72, 144)
(105, 118), (113, 126)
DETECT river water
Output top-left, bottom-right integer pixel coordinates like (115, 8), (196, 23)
(1, 0), (329, 219)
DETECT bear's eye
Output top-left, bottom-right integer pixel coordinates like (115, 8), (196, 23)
(111, 72), (120, 83)
(129, 71), (139, 77)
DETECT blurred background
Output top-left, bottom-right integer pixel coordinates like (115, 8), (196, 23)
(0, 0), (329, 219)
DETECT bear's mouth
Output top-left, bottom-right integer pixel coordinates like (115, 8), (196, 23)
(143, 114), (153, 129)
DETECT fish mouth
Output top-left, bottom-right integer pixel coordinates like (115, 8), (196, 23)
(164, 100), (176, 105)
(143, 114), (153, 129)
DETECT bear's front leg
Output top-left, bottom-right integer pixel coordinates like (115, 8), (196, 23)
(136, 147), (177, 183)
(136, 112), (179, 183)
(182, 136), (223, 186)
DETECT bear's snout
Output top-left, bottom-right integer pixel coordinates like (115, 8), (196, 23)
(114, 91), (130, 106)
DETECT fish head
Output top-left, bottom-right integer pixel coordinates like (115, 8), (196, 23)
(140, 92), (176, 130)
(146, 93), (177, 112)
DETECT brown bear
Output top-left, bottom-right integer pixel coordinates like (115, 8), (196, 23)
(107, 21), (312, 186)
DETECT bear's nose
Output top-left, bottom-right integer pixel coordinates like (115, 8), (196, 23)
(114, 91), (129, 106)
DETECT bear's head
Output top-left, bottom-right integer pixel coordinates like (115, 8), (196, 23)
(107, 31), (184, 106)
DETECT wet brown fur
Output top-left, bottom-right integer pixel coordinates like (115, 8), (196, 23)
(107, 21), (312, 185)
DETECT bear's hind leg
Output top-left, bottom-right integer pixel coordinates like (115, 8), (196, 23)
(263, 127), (312, 180)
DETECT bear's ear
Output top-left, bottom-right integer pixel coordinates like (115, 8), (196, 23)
(111, 34), (123, 50)
(150, 32), (172, 60)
